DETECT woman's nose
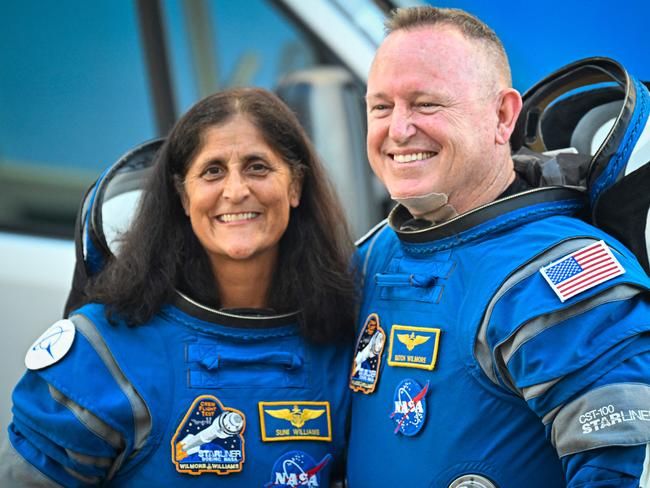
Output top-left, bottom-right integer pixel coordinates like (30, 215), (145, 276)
(222, 171), (250, 202)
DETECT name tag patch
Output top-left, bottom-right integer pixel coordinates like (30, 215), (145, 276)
(171, 395), (245, 475)
(266, 451), (332, 487)
(349, 313), (386, 394)
(391, 378), (429, 436)
(259, 401), (332, 441)
(388, 325), (440, 370)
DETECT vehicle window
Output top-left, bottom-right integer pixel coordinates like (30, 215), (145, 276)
(0, 1), (156, 237)
(164, 0), (334, 113)
(0, 0), (339, 239)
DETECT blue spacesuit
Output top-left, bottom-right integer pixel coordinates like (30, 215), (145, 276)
(346, 185), (650, 487)
(4, 293), (350, 487)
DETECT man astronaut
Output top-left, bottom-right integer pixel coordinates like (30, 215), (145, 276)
(347, 6), (650, 487)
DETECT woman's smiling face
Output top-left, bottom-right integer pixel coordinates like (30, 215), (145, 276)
(180, 114), (301, 268)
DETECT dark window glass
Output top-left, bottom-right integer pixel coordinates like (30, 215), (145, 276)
(0, 1), (156, 237)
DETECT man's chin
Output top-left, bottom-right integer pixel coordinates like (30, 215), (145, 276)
(392, 192), (458, 223)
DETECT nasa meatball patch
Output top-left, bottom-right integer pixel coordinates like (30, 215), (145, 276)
(390, 378), (429, 436)
(265, 451), (332, 488)
(349, 313), (386, 394)
(171, 395), (245, 475)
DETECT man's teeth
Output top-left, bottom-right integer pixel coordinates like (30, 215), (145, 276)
(393, 152), (435, 163)
(218, 212), (258, 223)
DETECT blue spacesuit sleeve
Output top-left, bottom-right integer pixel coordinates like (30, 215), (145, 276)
(561, 436), (646, 487)
(0, 313), (146, 486)
(476, 238), (650, 483)
(3, 371), (121, 486)
(557, 352), (650, 486)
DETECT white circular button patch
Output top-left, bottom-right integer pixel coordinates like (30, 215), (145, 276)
(448, 474), (497, 488)
(25, 319), (76, 370)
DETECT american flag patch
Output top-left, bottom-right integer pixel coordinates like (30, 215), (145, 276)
(540, 240), (625, 302)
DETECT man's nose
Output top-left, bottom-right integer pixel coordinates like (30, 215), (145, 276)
(222, 171), (250, 202)
(388, 107), (416, 143)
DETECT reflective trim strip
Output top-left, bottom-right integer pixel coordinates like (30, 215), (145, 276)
(551, 383), (650, 457)
(496, 284), (642, 395)
(65, 449), (113, 469)
(63, 465), (101, 484)
(360, 223), (388, 291)
(0, 437), (64, 487)
(521, 377), (561, 401)
(543, 404), (563, 426)
(474, 238), (600, 387)
(70, 314), (152, 476)
(355, 218), (387, 247)
(49, 384), (123, 450)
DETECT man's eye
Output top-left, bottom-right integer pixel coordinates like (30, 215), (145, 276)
(417, 102), (441, 110)
(372, 104), (390, 111)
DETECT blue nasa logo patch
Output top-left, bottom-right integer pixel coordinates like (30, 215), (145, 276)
(265, 451), (332, 487)
(390, 378), (429, 436)
(171, 395), (245, 475)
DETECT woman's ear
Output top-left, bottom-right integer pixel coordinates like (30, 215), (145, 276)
(289, 176), (303, 208)
(495, 88), (523, 145)
(174, 176), (189, 215)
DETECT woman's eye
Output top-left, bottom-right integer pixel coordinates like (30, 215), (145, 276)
(247, 162), (270, 174)
(201, 166), (224, 180)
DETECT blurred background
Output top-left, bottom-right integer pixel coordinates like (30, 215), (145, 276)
(1, 0), (648, 441)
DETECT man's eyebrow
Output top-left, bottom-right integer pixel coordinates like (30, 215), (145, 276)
(366, 90), (443, 101)
(365, 92), (389, 102)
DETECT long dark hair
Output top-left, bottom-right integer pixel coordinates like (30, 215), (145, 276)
(86, 87), (356, 343)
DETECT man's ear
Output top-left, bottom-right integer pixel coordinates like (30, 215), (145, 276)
(174, 176), (189, 215)
(495, 88), (523, 145)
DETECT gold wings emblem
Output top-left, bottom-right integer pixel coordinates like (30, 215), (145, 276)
(397, 332), (430, 351)
(265, 405), (326, 428)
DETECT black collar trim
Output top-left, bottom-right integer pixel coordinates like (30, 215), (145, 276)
(171, 291), (300, 328)
(389, 186), (587, 244)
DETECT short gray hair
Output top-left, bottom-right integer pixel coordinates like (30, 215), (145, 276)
(385, 6), (512, 86)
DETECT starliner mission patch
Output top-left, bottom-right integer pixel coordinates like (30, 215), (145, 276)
(172, 395), (245, 475)
(349, 313), (386, 394)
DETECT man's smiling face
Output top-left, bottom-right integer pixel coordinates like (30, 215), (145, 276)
(366, 25), (504, 214)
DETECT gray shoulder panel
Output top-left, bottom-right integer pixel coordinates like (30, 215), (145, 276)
(551, 382), (650, 457)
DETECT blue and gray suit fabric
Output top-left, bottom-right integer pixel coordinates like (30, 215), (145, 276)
(347, 58), (650, 487)
(4, 296), (351, 486)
